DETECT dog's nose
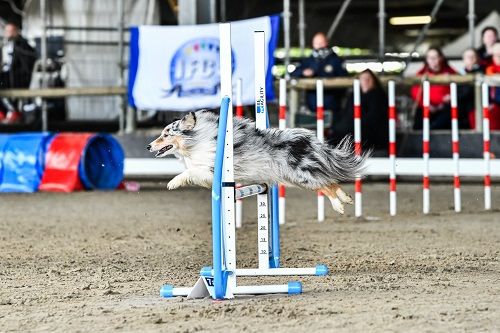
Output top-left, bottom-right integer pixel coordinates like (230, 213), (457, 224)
(146, 144), (151, 150)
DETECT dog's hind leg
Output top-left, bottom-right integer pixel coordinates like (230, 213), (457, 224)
(331, 184), (353, 205)
(320, 184), (354, 215)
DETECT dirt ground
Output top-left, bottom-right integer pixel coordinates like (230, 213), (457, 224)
(0, 182), (499, 333)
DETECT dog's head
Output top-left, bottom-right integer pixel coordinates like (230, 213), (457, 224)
(147, 112), (196, 157)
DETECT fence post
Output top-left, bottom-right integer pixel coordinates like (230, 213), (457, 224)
(289, 84), (299, 128)
(117, 0), (127, 134)
(474, 75), (483, 131)
(40, 0), (48, 131)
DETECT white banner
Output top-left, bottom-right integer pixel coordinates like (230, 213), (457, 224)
(128, 15), (280, 111)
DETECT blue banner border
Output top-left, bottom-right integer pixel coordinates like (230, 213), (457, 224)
(127, 27), (140, 107)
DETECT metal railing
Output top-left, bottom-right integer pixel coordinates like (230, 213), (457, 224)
(287, 74), (500, 131)
(1, 74), (499, 132)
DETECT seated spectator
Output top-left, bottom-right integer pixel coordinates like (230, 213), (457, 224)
(411, 47), (456, 130)
(484, 42), (500, 130)
(477, 26), (499, 67)
(329, 69), (388, 150)
(291, 32), (348, 113)
(0, 22), (37, 123)
(458, 48), (484, 129)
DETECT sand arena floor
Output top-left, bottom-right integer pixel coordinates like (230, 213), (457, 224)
(0, 182), (499, 332)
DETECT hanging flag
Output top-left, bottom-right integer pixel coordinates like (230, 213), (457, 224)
(128, 15), (280, 111)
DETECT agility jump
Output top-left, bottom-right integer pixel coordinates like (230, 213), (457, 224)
(158, 24), (328, 299)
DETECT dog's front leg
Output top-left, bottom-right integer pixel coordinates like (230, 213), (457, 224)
(167, 170), (191, 190)
(186, 167), (213, 188)
(167, 168), (213, 190)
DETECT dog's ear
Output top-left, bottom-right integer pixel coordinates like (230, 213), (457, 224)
(179, 112), (196, 131)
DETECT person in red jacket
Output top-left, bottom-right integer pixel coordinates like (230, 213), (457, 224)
(484, 42), (500, 130)
(411, 47), (457, 130)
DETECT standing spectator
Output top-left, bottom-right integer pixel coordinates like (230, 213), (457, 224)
(411, 47), (457, 130)
(458, 48), (484, 129)
(0, 22), (37, 123)
(484, 42), (500, 130)
(330, 69), (388, 150)
(291, 32), (348, 114)
(476, 26), (499, 67)
(461, 48), (484, 74)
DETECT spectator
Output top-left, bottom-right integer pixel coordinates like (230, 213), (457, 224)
(458, 48), (484, 129)
(0, 22), (37, 123)
(477, 26), (499, 67)
(329, 69), (388, 150)
(411, 47), (457, 130)
(291, 31), (348, 113)
(462, 47), (484, 74)
(484, 42), (500, 130)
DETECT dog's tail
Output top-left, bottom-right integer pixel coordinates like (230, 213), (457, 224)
(326, 135), (371, 182)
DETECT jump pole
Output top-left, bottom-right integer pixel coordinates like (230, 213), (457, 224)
(316, 79), (325, 222)
(235, 78), (243, 228)
(219, 22), (237, 298)
(482, 83), (491, 210)
(278, 78), (287, 225)
(450, 83), (461, 212)
(388, 80), (397, 216)
(353, 79), (362, 217)
(254, 31), (273, 269)
(422, 80), (430, 215)
(235, 78), (244, 117)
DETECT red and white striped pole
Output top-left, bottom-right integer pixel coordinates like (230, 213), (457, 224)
(388, 80), (397, 216)
(235, 78), (244, 118)
(482, 82), (491, 210)
(353, 79), (362, 217)
(235, 78), (243, 228)
(278, 78), (287, 225)
(316, 79), (325, 222)
(422, 80), (430, 215)
(450, 83), (461, 213)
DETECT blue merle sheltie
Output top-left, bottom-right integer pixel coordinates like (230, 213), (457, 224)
(147, 110), (369, 214)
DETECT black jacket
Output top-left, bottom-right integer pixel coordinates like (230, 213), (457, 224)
(331, 87), (389, 150)
(457, 65), (484, 129)
(0, 36), (37, 88)
(291, 48), (348, 112)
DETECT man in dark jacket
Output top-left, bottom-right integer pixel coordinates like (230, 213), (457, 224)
(0, 22), (37, 123)
(291, 32), (348, 113)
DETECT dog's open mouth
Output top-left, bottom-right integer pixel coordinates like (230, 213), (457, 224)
(155, 145), (173, 157)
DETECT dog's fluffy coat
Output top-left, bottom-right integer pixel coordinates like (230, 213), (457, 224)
(148, 110), (369, 214)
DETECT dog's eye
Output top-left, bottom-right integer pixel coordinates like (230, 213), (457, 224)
(163, 133), (168, 138)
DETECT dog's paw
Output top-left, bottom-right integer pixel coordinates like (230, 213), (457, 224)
(336, 188), (354, 205)
(329, 197), (345, 215)
(167, 176), (184, 190)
